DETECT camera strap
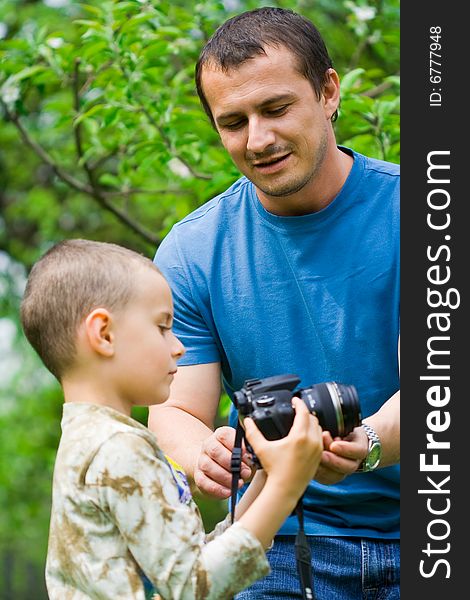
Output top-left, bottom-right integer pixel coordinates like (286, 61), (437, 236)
(230, 421), (245, 524)
(294, 498), (315, 600)
(230, 421), (315, 600)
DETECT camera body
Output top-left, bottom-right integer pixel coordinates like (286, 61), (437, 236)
(234, 374), (362, 441)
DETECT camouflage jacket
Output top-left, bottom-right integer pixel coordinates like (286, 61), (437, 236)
(46, 403), (269, 599)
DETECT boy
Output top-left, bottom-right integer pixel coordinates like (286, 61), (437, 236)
(20, 239), (323, 600)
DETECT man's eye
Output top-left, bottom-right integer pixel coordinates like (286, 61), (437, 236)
(223, 120), (245, 131)
(266, 105), (288, 116)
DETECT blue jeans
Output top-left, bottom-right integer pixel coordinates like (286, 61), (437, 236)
(235, 536), (400, 599)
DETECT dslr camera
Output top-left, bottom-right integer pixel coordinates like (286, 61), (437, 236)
(234, 374), (361, 441)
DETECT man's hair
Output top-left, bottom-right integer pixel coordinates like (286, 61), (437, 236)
(20, 239), (160, 381)
(195, 6), (337, 127)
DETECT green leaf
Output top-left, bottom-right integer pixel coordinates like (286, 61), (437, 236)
(74, 19), (103, 30)
(340, 68), (366, 92)
(99, 173), (122, 188)
(156, 26), (182, 37)
(6, 65), (48, 84)
(73, 103), (108, 126)
(119, 13), (159, 34)
(80, 4), (105, 17)
(80, 40), (109, 59)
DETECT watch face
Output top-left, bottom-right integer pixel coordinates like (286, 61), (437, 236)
(366, 443), (381, 470)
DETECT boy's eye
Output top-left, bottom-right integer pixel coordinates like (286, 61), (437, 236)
(158, 325), (171, 334)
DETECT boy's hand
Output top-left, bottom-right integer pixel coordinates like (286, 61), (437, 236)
(243, 397), (323, 493)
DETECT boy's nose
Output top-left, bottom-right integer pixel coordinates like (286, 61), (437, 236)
(172, 334), (186, 358)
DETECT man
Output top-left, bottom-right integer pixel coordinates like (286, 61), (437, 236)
(150, 7), (400, 599)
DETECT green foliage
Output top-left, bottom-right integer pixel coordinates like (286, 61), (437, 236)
(0, 0), (240, 266)
(0, 251), (60, 597)
(1, 0), (399, 267)
(0, 1), (399, 596)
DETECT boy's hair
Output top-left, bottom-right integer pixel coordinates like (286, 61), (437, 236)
(195, 6), (337, 127)
(20, 239), (160, 381)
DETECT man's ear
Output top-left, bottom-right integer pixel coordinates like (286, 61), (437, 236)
(322, 68), (341, 121)
(84, 308), (115, 357)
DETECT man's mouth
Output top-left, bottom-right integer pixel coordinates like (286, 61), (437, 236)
(251, 153), (291, 172)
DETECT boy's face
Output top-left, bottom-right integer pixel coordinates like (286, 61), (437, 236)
(111, 268), (185, 408)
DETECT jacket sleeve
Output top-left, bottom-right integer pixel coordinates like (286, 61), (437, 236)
(86, 432), (270, 600)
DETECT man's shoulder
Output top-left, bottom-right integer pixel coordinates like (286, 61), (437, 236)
(156, 176), (252, 260)
(175, 176), (251, 228)
(360, 152), (400, 179)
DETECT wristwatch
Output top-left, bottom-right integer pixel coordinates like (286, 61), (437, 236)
(357, 423), (382, 472)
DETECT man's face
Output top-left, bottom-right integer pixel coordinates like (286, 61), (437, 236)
(201, 45), (336, 214)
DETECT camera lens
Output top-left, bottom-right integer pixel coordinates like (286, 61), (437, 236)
(334, 383), (362, 436)
(296, 382), (361, 438)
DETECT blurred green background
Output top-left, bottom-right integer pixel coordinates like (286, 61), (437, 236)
(0, 0), (399, 597)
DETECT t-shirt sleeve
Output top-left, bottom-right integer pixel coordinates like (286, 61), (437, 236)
(86, 432), (269, 599)
(154, 229), (221, 365)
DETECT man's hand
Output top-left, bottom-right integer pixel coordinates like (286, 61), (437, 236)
(314, 426), (368, 485)
(194, 426), (253, 499)
(316, 386), (401, 485)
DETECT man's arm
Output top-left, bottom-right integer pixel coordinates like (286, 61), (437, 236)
(315, 336), (400, 485)
(315, 390), (400, 484)
(148, 362), (251, 499)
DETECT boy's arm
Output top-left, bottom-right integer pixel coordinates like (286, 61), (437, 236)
(88, 400), (322, 598)
(233, 470), (267, 519)
(212, 400), (323, 548)
(236, 399), (322, 548)
(87, 431), (269, 600)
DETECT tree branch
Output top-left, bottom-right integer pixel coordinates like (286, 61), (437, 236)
(117, 62), (212, 181)
(349, 38), (369, 71)
(138, 103), (211, 181)
(2, 99), (160, 246)
(102, 187), (191, 197)
(1, 100), (94, 196)
(363, 77), (399, 98)
(73, 58), (98, 189)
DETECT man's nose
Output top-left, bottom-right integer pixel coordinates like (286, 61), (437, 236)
(246, 117), (276, 154)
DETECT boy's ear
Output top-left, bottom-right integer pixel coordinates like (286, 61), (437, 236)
(322, 68), (341, 120)
(84, 308), (115, 357)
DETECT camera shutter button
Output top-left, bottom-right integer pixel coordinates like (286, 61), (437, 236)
(256, 395), (275, 406)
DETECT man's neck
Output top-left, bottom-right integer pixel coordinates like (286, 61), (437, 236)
(256, 146), (353, 217)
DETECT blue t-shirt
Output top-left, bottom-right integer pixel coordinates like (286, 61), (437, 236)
(155, 148), (400, 538)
